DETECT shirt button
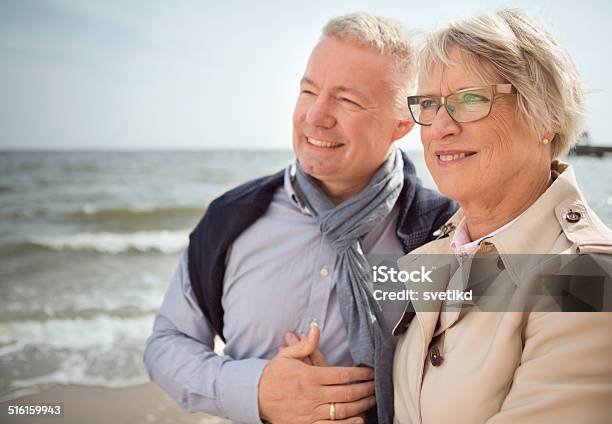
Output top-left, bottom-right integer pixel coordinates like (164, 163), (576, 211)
(429, 345), (444, 367)
(320, 267), (329, 277)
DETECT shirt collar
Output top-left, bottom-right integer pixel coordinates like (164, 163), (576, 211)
(283, 160), (312, 216)
(450, 214), (521, 257)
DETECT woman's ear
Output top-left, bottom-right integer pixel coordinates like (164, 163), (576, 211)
(539, 131), (557, 145)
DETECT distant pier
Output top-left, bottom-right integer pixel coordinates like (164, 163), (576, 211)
(569, 132), (612, 158)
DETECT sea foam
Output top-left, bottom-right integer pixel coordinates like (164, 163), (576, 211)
(29, 230), (189, 254)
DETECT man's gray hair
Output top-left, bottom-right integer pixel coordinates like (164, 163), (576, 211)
(419, 9), (586, 158)
(323, 12), (415, 116)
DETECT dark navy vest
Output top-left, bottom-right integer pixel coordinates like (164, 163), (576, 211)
(188, 151), (457, 341)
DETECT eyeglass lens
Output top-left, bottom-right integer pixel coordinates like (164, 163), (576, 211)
(409, 87), (493, 125)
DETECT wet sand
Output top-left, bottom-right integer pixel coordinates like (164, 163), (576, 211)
(0, 383), (229, 424)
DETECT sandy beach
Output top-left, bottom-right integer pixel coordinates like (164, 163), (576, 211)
(0, 383), (229, 424)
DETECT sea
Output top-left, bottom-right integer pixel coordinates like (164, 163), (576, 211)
(0, 150), (611, 402)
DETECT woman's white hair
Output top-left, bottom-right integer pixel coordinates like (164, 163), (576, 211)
(419, 9), (586, 157)
(323, 12), (416, 116)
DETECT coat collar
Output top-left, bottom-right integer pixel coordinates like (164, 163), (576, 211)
(397, 160), (598, 339)
(486, 160), (574, 254)
(479, 161), (591, 284)
(425, 161), (594, 282)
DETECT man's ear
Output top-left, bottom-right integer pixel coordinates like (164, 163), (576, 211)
(391, 117), (415, 142)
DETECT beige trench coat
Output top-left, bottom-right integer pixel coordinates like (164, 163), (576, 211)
(393, 161), (612, 423)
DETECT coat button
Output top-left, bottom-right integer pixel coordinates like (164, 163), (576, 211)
(429, 345), (444, 367)
(564, 210), (581, 223)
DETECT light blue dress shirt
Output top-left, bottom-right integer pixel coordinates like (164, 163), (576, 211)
(144, 169), (405, 423)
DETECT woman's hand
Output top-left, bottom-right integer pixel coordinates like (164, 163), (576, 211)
(277, 323), (330, 366)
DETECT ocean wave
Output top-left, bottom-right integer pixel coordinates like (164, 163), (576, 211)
(2, 203), (205, 219)
(0, 314), (153, 397)
(0, 313), (226, 401)
(28, 230), (189, 254)
(75, 204), (205, 219)
(2, 273), (167, 322)
(11, 371), (150, 392)
(1, 305), (162, 323)
(0, 314), (155, 352)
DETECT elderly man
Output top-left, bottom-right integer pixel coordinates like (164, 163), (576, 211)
(144, 12), (456, 424)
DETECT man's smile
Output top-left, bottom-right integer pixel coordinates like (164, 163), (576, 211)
(307, 137), (344, 148)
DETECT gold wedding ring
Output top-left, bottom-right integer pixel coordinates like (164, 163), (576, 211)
(329, 402), (336, 420)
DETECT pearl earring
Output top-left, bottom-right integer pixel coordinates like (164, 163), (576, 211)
(542, 138), (549, 145)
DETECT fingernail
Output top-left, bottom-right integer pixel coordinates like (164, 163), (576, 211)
(307, 321), (319, 342)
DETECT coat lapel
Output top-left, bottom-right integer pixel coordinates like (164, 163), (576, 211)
(397, 252), (454, 344)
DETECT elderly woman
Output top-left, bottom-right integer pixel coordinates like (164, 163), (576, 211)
(393, 9), (612, 424)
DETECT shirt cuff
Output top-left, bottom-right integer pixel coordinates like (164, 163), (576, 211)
(217, 358), (270, 423)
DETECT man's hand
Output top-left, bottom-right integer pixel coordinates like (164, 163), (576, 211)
(258, 324), (375, 424)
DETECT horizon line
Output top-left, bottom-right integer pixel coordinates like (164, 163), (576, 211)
(0, 147), (425, 153)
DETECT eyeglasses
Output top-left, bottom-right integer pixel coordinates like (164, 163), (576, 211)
(407, 84), (517, 126)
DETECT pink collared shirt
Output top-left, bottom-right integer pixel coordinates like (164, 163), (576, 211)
(450, 215), (521, 256)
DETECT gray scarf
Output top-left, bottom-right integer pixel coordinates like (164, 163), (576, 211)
(294, 147), (404, 424)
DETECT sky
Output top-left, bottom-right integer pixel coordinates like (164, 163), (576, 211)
(1, 0), (611, 151)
